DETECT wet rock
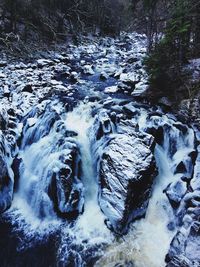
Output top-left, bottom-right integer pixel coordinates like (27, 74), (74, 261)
(122, 102), (139, 117)
(100, 72), (108, 80)
(37, 59), (53, 68)
(0, 155), (13, 213)
(166, 222), (200, 267)
(0, 134), (14, 213)
(104, 86), (118, 94)
(0, 61), (7, 67)
(49, 143), (84, 218)
(98, 134), (157, 234)
(95, 110), (114, 140)
(164, 181), (187, 208)
(22, 84), (33, 93)
(91, 112), (157, 234)
(127, 57), (138, 64)
(82, 64), (95, 75)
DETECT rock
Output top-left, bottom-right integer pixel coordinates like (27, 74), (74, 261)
(100, 72), (108, 80)
(91, 112), (157, 234)
(70, 71), (79, 82)
(94, 110), (114, 140)
(122, 102), (139, 117)
(37, 59), (53, 68)
(27, 117), (38, 127)
(127, 57), (138, 64)
(49, 143), (84, 218)
(0, 72), (6, 78)
(164, 181), (187, 208)
(22, 109), (60, 148)
(174, 150), (197, 178)
(158, 97), (172, 107)
(0, 155), (14, 213)
(0, 61), (7, 67)
(166, 222), (200, 267)
(119, 73), (140, 86)
(191, 146), (200, 191)
(132, 81), (149, 96)
(22, 84), (33, 93)
(0, 134), (14, 213)
(146, 126), (164, 146)
(11, 156), (22, 191)
(98, 134), (157, 234)
(83, 64), (95, 75)
(104, 85), (119, 94)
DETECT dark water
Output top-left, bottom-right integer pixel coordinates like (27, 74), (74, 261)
(0, 215), (59, 267)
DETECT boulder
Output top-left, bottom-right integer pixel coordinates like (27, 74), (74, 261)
(49, 143), (84, 218)
(0, 134), (14, 213)
(164, 181), (187, 208)
(91, 112), (157, 234)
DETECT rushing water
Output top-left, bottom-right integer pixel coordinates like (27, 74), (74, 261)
(0, 100), (196, 267)
(0, 96), (197, 267)
(64, 102), (110, 235)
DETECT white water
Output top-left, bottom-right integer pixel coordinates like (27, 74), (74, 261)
(58, 102), (113, 266)
(3, 100), (195, 266)
(9, 127), (65, 237)
(64, 102), (111, 237)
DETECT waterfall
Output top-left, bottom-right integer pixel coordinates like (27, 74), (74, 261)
(1, 99), (196, 266)
(57, 102), (113, 266)
(64, 102), (111, 233)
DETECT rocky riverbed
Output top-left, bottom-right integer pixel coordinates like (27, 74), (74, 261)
(0, 32), (200, 267)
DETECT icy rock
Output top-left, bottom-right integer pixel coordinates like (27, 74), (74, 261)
(49, 143), (84, 217)
(0, 61), (7, 67)
(91, 112), (157, 234)
(83, 64), (95, 75)
(0, 135), (14, 213)
(122, 102), (139, 117)
(94, 110), (113, 140)
(70, 71), (79, 82)
(37, 59), (53, 68)
(132, 81), (149, 96)
(104, 85), (118, 94)
(191, 145), (200, 191)
(0, 72), (6, 78)
(166, 221), (200, 267)
(120, 73), (140, 85)
(27, 118), (38, 127)
(174, 150), (197, 178)
(164, 181), (187, 208)
(98, 134), (157, 234)
(100, 72), (108, 80)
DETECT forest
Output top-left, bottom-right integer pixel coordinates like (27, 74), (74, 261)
(1, 0), (200, 99)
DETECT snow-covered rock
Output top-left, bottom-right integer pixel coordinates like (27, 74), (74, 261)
(82, 64), (95, 75)
(104, 85), (118, 94)
(91, 111), (157, 234)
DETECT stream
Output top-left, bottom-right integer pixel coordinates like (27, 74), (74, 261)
(0, 32), (199, 267)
